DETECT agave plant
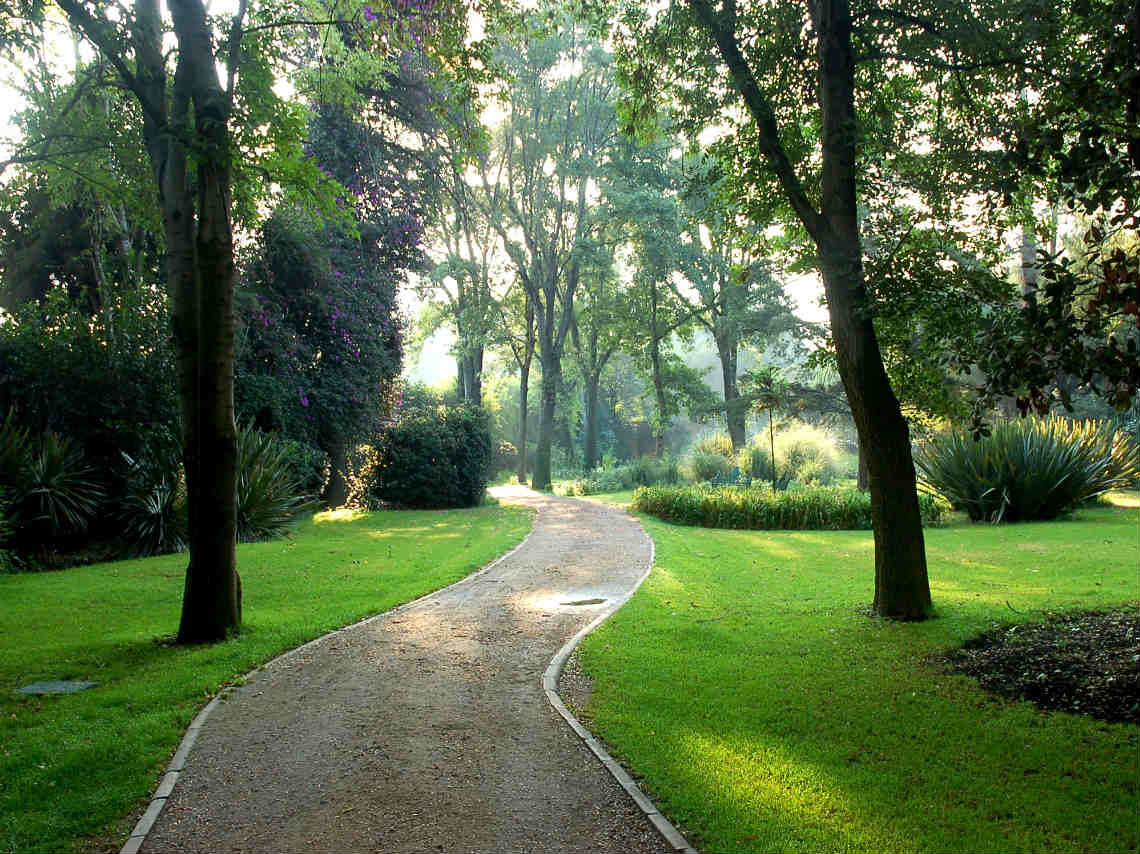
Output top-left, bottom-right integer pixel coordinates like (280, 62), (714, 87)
(236, 425), (318, 542)
(916, 416), (1138, 522)
(17, 431), (105, 540)
(119, 446), (188, 557)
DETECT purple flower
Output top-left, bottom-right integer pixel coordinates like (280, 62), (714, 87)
(364, 4), (378, 21)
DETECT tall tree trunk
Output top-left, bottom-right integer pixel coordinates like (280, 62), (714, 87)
(649, 280), (667, 456)
(718, 336), (746, 452)
(815, 0), (929, 620)
(516, 297), (535, 484)
(165, 0), (240, 643)
(533, 355), (557, 490)
(468, 345), (484, 407)
(321, 435), (349, 508)
(583, 370), (601, 471)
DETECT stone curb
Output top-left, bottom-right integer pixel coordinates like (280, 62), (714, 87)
(118, 506), (541, 854)
(542, 498), (699, 854)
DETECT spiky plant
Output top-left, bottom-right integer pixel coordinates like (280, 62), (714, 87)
(915, 417), (1138, 522)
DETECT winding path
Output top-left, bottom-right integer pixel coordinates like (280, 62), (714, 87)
(135, 486), (689, 853)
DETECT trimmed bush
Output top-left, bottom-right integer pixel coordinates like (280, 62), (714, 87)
(358, 404), (492, 509)
(915, 416), (1140, 522)
(631, 484), (946, 530)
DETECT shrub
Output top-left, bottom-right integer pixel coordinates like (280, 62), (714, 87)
(562, 456), (682, 496)
(0, 416), (104, 549)
(685, 450), (734, 483)
(494, 440), (519, 474)
(629, 455), (681, 487)
(915, 417), (1139, 523)
(118, 443), (187, 557)
(631, 484), (946, 530)
(691, 433), (736, 458)
(359, 404), (493, 509)
(275, 438), (329, 497)
(236, 425), (319, 541)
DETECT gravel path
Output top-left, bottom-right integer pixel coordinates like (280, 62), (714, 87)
(140, 486), (675, 853)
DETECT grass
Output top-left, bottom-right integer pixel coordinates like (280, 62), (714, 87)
(0, 503), (533, 854)
(577, 496), (1139, 853)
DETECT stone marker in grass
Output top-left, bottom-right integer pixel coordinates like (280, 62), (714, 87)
(14, 680), (97, 695)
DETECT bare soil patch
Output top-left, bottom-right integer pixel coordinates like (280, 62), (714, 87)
(941, 606), (1139, 724)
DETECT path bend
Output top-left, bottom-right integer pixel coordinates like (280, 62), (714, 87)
(139, 486), (680, 854)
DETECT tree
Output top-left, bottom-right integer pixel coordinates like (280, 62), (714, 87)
(1, 0), (480, 641)
(612, 0), (952, 618)
(417, 105), (502, 407)
(676, 159), (802, 451)
(570, 241), (628, 470)
(495, 281), (538, 482)
(603, 138), (718, 455)
(484, 19), (617, 489)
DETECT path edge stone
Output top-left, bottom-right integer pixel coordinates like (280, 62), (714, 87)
(119, 505), (542, 854)
(542, 501), (698, 854)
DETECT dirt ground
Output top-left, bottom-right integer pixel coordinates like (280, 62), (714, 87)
(940, 606), (1140, 724)
(140, 487), (673, 854)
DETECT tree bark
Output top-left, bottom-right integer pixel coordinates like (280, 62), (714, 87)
(515, 296), (535, 484)
(689, 0), (931, 619)
(163, 0), (241, 643)
(649, 280), (668, 456)
(814, 0), (930, 619)
(321, 435), (349, 508)
(718, 335), (746, 452)
(583, 370), (601, 470)
(533, 359), (557, 490)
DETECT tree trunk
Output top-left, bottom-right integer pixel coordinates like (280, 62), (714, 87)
(533, 357), (557, 491)
(516, 298), (535, 485)
(517, 359), (530, 484)
(583, 370), (601, 471)
(321, 435), (349, 508)
(857, 437), (869, 491)
(815, 0), (930, 620)
(719, 337), (746, 452)
(469, 345), (483, 407)
(164, 0), (241, 643)
(821, 262), (930, 618)
(649, 280), (667, 456)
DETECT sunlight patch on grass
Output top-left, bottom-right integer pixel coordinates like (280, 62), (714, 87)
(312, 508), (367, 523)
(0, 504), (533, 854)
(580, 505), (1139, 853)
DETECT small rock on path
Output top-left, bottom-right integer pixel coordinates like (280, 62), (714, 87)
(142, 486), (673, 854)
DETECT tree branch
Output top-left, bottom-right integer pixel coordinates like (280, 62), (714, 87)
(686, 0), (826, 242)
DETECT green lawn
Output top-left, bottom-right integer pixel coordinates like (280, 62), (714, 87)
(578, 498), (1139, 853)
(0, 503), (533, 854)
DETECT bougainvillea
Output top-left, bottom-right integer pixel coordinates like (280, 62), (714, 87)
(236, 104), (431, 502)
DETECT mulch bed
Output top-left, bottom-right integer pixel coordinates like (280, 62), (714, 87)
(940, 606), (1140, 724)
